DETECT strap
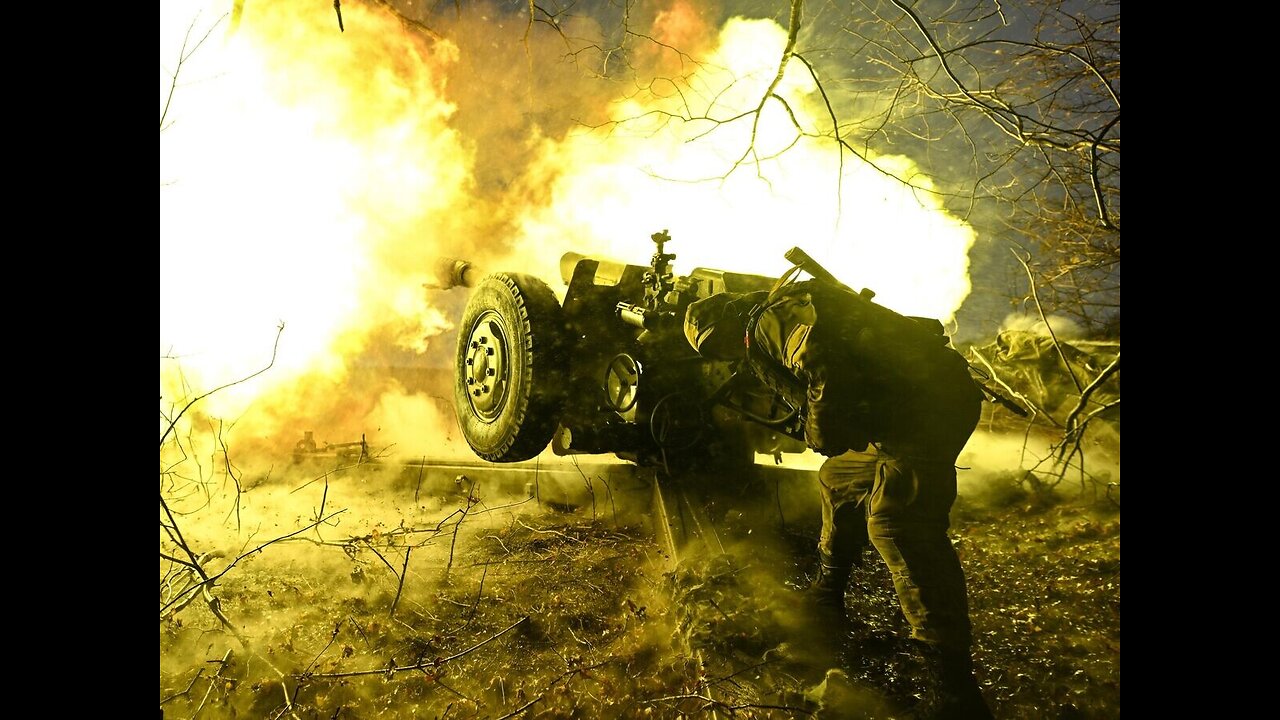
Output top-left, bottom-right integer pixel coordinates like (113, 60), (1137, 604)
(745, 262), (806, 350)
(766, 263), (805, 303)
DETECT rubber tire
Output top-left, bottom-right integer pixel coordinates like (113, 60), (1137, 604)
(454, 273), (567, 462)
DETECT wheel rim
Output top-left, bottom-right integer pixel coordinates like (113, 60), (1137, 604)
(463, 310), (511, 423)
(603, 354), (640, 413)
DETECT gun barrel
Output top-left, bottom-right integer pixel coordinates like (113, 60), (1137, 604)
(782, 246), (815, 270)
(784, 246), (873, 300)
(424, 258), (481, 289)
(785, 247), (841, 286)
(449, 260), (479, 288)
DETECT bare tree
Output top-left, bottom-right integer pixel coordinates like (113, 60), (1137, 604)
(806, 0), (1120, 333)
(508, 1), (1119, 336)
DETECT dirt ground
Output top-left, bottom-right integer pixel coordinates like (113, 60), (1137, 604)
(160, 451), (1119, 719)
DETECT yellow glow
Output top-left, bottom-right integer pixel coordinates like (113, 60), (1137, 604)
(160, 0), (470, 420)
(160, 3), (977, 447)
(515, 16), (976, 321)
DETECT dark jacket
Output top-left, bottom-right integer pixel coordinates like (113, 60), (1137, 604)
(743, 281), (979, 457)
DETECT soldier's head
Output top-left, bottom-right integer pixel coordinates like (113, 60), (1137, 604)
(684, 292), (760, 360)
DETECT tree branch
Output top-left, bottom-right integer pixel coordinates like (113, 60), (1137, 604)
(388, 546), (413, 618)
(160, 13), (227, 132)
(1013, 250), (1083, 393)
(1062, 352), (1120, 433)
(160, 323), (284, 448)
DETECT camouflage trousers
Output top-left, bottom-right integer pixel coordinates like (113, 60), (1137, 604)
(817, 446), (974, 653)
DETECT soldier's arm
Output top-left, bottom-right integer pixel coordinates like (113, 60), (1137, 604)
(798, 351), (871, 456)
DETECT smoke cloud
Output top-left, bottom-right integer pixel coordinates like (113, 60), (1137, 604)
(161, 0), (981, 458)
(999, 311), (1087, 341)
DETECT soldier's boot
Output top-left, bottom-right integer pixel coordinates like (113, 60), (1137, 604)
(913, 643), (994, 720)
(786, 556), (855, 678)
(807, 552), (854, 614)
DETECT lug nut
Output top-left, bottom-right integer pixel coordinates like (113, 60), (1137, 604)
(473, 389), (482, 396)
(486, 368), (495, 376)
(481, 385), (491, 393)
(467, 377), (475, 385)
(486, 348), (494, 356)
(479, 337), (488, 344)
(470, 340), (479, 349)
(466, 357), (474, 366)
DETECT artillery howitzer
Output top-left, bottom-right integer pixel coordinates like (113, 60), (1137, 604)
(446, 231), (808, 472)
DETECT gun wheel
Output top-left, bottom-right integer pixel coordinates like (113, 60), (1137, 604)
(454, 273), (567, 462)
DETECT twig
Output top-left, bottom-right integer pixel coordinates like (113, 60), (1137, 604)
(414, 456), (426, 503)
(968, 347), (1060, 428)
(161, 551), (199, 569)
(464, 563), (488, 626)
(484, 534), (513, 556)
(269, 660), (300, 720)
(465, 497), (536, 516)
(732, 0), (805, 180)
(1013, 250), (1083, 393)
(160, 13), (227, 132)
(363, 540), (400, 577)
(161, 509), (347, 618)
(271, 677), (295, 720)
(289, 446), (395, 495)
(216, 419), (243, 531)
(792, 52), (846, 224)
(643, 693), (816, 715)
(348, 615), (371, 647)
(516, 519), (584, 544)
(308, 616), (529, 679)
(706, 597), (733, 623)
(433, 677), (481, 706)
(1062, 353), (1120, 435)
(304, 621), (344, 676)
(600, 474), (618, 525)
(1090, 113), (1122, 229)
(389, 546), (413, 618)
(1019, 410), (1038, 467)
(162, 574), (203, 617)
(565, 623), (592, 648)
(367, 0), (442, 38)
(569, 456), (597, 518)
(160, 668), (204, 705)
(161, 324), (283, 448)
(159, 493), (244, 644)
(1057, 399), (1120, 465)
(496, 695), (544, 719)
(701, 659), (777, 689)
(190, 674), (215, 718)
(200, 584), (244, 646)
(317, 475), (329, 528)
(189, 649), (232, 719)
(446, 481), (478, 578)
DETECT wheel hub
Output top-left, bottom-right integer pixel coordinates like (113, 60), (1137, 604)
(464, 311), (510, 422)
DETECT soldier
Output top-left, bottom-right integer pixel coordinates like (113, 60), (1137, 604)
(683, 278), (992, 719)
